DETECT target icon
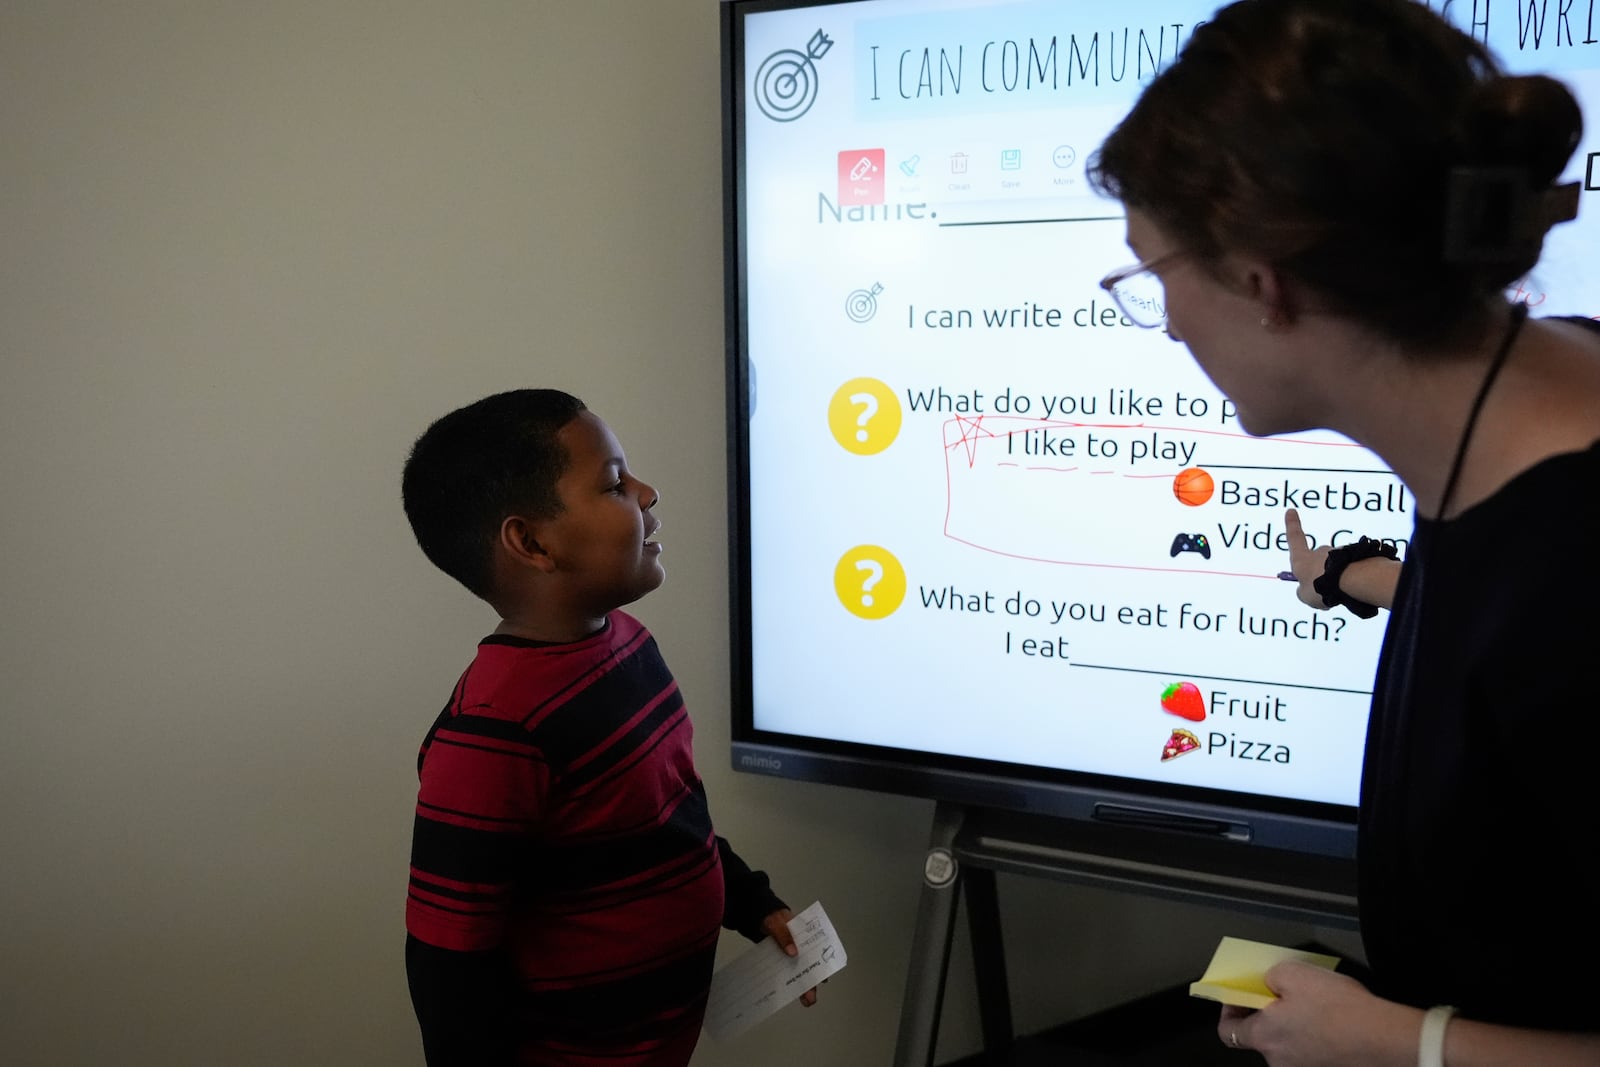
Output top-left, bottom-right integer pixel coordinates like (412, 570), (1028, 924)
(846, 282), (884, 324)
(754, 29), (833, 123)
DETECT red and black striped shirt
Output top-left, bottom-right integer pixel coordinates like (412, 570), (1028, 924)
(406, 611), (782, 1066)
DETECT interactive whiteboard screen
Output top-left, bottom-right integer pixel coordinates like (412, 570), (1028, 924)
(723, 0), (1600, 858)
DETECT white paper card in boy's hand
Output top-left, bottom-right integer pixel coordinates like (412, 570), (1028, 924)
(703, 901), (847, 1041)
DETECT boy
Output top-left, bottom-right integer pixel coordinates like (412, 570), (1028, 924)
(400, 389), (809, 1066)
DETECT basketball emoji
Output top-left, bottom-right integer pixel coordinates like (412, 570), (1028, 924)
(1172, 466), (1214, 506)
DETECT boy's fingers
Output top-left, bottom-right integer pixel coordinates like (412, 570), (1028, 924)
(764, 911), (799, 955)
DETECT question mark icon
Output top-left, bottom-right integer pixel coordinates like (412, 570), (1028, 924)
(849, 392), (879, 442)
(829, 378), (902, 456)
(855, 558), (883, 606)
(834, 545), (905, 619)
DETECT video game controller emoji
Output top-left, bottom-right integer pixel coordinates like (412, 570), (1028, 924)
(1170, 532), (1211, 560)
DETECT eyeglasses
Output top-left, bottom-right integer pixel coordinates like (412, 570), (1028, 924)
(1099, 249), (1187, 329)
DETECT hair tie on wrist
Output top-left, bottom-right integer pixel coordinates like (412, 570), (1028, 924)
(1313, 536), (1399, 619)
(1418, 1004), (1456, 1067)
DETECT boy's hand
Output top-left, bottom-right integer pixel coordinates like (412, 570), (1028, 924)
(759, 909), (819, 1007)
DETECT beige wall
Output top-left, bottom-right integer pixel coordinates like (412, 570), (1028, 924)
(0, 3), (1354, 1064)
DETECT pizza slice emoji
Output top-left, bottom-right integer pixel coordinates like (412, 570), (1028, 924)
(1160, 681), (1206, 722)
(1161, 728), (1201, 762)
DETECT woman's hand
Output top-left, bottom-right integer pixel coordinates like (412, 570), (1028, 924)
(1283, 508), (1333, 610)
(1220, 961), (1420, 1067)
(1284, 508), (1402, 613)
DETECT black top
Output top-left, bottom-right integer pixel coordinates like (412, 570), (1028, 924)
(1358, 318), (1600, 1029)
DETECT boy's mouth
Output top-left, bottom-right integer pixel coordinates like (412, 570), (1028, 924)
(644, 519), (662, 547)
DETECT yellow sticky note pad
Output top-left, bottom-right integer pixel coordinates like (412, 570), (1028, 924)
(1189, 937), (1341, 1009)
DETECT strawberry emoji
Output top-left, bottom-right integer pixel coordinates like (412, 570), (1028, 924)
(1160, 681), (1206, 722)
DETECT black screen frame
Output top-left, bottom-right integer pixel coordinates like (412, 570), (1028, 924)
(719, 0), (1362, 875)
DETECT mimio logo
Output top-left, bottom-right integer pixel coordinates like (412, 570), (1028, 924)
(740, 754), (784, 771)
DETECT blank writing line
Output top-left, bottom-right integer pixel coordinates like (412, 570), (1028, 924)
(1201, 464), (1395, 475)
(938, 215), (1124, 228)
(1071, 661), (1372, 697)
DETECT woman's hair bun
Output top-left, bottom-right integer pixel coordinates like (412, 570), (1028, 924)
(1458, 74), (1582, 185)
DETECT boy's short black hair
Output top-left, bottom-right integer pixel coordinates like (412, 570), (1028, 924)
(401, 388), (588, 600)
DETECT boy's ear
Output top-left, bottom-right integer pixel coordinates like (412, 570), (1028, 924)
(499, 515), (557, 573)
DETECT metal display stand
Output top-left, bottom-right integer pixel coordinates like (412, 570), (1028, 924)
(892, 802), (1360, 1067)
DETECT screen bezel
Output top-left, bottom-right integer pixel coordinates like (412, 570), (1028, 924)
(720, 0), (1361, 865)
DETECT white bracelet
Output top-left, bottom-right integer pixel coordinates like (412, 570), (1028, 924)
(1418, 1004), (1457, 1067)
